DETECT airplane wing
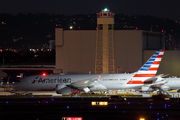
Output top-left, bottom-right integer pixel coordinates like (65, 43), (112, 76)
(70, 77), (99, 88)
(56, 74), (110, 94)
(67, 74), (109, 93)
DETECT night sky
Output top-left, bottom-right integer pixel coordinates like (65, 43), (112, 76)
(0, 0), (180, 21)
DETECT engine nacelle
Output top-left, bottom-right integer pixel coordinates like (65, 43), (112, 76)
(56, 84), (71, 94)
(141, 86), (153, 92)
(161, 85), (170, 91)
(89, 83), (107, 92)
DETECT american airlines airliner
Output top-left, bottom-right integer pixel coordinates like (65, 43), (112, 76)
(13, 49), (165, 94)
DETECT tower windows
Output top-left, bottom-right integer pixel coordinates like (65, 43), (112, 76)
(103, 13), (107, 16)
(108, 13), (110, 16)
(98, 24), (103, 30)
(108, 24), (112, 30)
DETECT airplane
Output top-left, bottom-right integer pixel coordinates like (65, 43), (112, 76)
(139, 76), (180, 94)
(13, 49), (165, 94)
(151, 77), (180, 92)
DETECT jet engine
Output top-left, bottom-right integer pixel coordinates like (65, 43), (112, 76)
(141, 86), (154, 92)
(161, 85), (170, 91)
(56, 84), (71, 94)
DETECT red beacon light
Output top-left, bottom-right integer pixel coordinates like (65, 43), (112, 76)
(42, 73), (46, 76)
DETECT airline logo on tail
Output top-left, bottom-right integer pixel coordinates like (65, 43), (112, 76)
(127, 49), (165, 84)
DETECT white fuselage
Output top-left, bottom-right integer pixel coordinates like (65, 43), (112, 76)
(161, 78), (180, 90)
(13, 73), (146, 92)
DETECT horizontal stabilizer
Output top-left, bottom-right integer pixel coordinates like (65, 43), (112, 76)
(144, 74), (165, 83)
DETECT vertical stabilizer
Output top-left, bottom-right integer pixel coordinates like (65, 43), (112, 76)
(136, 49), (165, 76)
(128, 49), (165, 84)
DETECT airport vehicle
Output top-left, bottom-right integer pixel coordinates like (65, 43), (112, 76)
(109, 95), (126, 101)
(13, 49), (165, 94)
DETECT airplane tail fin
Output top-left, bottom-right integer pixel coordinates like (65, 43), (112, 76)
(133, 49), (165, 81)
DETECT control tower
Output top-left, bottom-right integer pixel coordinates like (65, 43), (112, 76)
(95, 8), (116, 74)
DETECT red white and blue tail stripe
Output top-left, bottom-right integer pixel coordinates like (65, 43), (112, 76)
(127, 49), (165, 84)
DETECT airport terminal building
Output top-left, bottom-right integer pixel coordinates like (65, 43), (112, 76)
(54, 9), (180, 77)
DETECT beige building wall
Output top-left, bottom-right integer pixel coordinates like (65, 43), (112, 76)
(114, 30), (143, 73)
(55, 29), (165, 74)
(55, 29), (96, 74)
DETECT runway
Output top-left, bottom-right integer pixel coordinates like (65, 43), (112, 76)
(0, 91), (180, 120)
(1, 97), (180, 120)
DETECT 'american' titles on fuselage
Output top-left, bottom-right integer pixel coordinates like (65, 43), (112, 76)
(32, 77), (71, 84)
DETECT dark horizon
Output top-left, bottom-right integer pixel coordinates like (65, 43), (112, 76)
(0, 13), (179, 50)
(0, 0), (180, 21)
